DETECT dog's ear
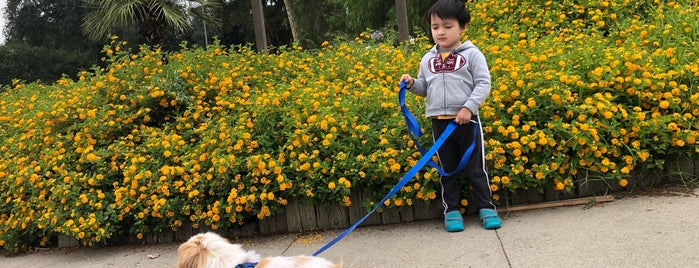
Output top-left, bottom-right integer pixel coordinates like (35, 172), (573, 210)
(177, 241), (205, 268)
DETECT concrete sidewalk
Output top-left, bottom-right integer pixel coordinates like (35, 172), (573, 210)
(3, 187), (698, 268)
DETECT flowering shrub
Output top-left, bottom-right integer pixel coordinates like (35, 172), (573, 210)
(472, 0), (698, 197)
(0, 0), (697, 252)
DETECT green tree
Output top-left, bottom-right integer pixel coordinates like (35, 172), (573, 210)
(281, 0), (435, 47)
(1, 0), (103, 86)
(81, 0), (220, 47)
(212, 0), (291, 48)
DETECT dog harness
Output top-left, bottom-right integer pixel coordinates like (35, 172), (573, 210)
(236, 263), (257, 268)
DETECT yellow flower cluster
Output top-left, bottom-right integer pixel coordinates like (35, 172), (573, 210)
(474, 0), (698, 193)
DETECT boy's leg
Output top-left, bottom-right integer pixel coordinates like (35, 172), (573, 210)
(463, 116), (501, 229)
(461, 115), (496, 211)
(433, 119), (466, 232)
(431, 119), (462, 214)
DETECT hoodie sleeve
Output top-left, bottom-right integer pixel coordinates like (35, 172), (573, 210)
(463, 49), (491, 114)
(408, 54), (431, 97)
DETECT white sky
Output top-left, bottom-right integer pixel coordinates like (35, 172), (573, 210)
(0, 0), (6, 44)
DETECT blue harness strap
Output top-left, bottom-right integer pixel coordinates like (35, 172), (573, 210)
(311, 82), (477, 256)
(235, 263), (257, 268)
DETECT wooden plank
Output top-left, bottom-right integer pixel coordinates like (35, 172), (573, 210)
(379, 206), (402, 224)
(508, 188), (544, 205)
(144, 230), (173, 244)
(174, 222), (196, 242)
(58, 235), (80, 248)
(298, 200), (318, 231)
(360, 189), (383, 226)
(672, 155), (695, 183)
(258, 215), (271, 234)
(544, 186), (576, 202)
(412, 199), (434, 220)
(348, 189), (365, 225)
(348, 188), (382, 227)
(231, 221), (258, 238)
(285, 199), (303, 232)
(577, 179), (620, 197)
(316, 203), (349, 230)
(501, 195), (615, 212)
(428, 198), (443, 218)
(269, 211), (288, 234)
(259, 211), (287, 234)
(399, 203), (415, 222)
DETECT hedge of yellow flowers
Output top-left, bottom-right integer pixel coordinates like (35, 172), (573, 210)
(0, 0), (697, 252)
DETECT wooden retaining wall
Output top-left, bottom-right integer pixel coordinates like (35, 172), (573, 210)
(58, 156), (697, 247)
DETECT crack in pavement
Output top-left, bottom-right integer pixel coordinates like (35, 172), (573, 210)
(495, 230), (512, 268)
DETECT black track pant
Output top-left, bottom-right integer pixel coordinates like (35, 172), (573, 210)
(431, 115), (495, 214)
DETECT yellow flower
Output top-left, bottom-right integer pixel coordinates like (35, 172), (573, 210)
(674, 139), (685, 147)
(501, 176), (511, 184)
(512, 149), (521, 157)
(659, 100), (670, 109)
(554, 182), (565, 191)
(619, 179), (628, 187)
(328, 182), (336, 190)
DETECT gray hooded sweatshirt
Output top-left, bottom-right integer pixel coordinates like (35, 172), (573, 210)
(409, 41), (491, 117)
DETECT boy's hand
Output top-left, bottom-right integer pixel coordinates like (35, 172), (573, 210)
(400, 74), (414, 89)
(456, 107), (472, 125)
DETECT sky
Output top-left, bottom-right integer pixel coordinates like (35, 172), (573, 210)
(0, 0), (6, 44)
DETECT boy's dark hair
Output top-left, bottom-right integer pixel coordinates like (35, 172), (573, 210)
(424, 0), (471, 27)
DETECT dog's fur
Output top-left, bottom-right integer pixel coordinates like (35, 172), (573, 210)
(177, 232), (341, 268)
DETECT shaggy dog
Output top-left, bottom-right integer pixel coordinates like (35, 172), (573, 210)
(177, 232), (341, 268)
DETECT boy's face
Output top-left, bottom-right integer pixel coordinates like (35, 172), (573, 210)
(430, 15), (466, 50)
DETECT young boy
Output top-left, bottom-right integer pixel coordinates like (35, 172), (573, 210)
(400, 0), (501, 232)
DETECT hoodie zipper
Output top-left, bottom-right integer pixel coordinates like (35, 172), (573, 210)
(441, 51), (452, 115)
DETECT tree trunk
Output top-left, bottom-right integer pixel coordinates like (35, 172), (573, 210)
(395, 0), (410, 43)
(282, 0), (299, 42)
(251, 0), (268, 53)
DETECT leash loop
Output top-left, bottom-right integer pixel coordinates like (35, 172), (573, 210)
(398, 80), (476, 176)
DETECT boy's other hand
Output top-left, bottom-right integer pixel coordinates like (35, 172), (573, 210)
(400, 74), (414, 89)
(456, 107), (472, 125)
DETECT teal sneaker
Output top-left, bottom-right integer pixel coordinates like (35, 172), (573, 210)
(444, 211), (464, 232)
(479, 209), (502, 229)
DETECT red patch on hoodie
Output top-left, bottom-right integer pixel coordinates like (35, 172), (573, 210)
(428, 54), (466, 73)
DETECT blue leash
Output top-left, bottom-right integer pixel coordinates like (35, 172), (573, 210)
(311, 81), (477, 256)
(398, 80), (475, 176)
